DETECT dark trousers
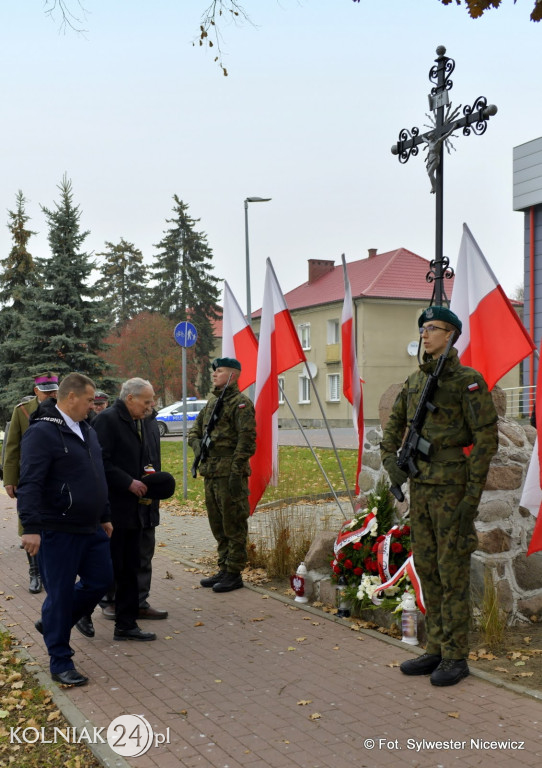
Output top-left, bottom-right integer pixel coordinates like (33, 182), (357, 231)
(138, 526), (155, 608)
(110, 528), (141, 631)
(38, 527), (113, 674)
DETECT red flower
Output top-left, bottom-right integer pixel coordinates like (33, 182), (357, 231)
(337, 551), (345, 561)
(333, 564), (341, 574)
(364, 557), (373, 570)
(370, 560), (380, 573)
(389, 564), (398, 575)
(391, 542), (403, 554)
(344, 559), (353, 570)
(371, 542), (379, 553)
(401, 526), (411, 536)
(376, 535), (385, 543)
(353, 542), (363, 550)
(353, 567), (363, 576)
(392, 528), (403, 538)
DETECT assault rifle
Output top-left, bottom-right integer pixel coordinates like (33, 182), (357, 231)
(191, 373), (233, 478)
(390, 334), (455, 502)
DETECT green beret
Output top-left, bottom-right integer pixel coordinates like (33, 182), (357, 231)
(212, 357), (241, 371)
(418, 305), (462, 334)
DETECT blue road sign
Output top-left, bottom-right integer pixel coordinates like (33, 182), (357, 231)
(174, 321), (198, 348)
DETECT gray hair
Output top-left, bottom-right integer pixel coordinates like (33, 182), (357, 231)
(119, 378), (153, 400)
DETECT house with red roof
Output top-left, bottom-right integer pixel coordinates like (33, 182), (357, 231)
(213, 247), (520, 424)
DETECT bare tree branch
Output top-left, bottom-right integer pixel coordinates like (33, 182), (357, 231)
(43, 0), (88, 34)
(195, 1), (252, 77)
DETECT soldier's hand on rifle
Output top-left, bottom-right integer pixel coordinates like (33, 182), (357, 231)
(229, 475), (244, 499)
(383, 457), (408, 489)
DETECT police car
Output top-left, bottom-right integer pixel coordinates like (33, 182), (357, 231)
(156, 398), (207, 436)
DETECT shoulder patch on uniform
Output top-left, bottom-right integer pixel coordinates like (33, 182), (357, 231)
(467, 382), (480, 392)
(238, 403), (246, 409)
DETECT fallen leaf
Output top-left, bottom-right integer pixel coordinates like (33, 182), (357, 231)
(47, 710), (61, 722)
(517, 671), (534, 677)
(387, 661), (400, 668)
(524, 636), (532, 645)
(164, 636), (173, 640)
(287, 646), (296, 651)
(194, 621), (204, 627)
(297, 700), (312, 706)
(448, 712), (460, 718)
(514, 661), (526, 667)
(309, 713), (321, 720)
(332, 645), (340, 651)
(295, 637), (306, 642)
(215, 679), (222, 683)
(494, 667), (509, 673)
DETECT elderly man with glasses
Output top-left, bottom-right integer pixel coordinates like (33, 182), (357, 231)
(381, 306), (498, 687)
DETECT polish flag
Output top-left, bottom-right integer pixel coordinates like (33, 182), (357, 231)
(341, 254), (364, 495)
(221, 281), (258, 392)
(521, 345), (542, 555)
(248, 260), (306, 514)
(450, 223), (535, 391)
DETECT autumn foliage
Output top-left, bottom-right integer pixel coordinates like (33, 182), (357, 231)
(102, 311), (201, 405)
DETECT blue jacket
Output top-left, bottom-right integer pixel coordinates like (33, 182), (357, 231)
(17, 400), (110, 535)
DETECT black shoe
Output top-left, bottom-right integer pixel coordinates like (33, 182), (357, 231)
(27, 553), (43, 594)
(430, 658), (469, 687)
(400, 653), (442, 676)
(52, 669), (88, 687)
(138, 606), (168, 620)
(114, 627), (157, 641)
(212, 572), (243, 593)
(200, 570), (226, 588)
(75, 615), (95, 638)
(35, 620), (43, 635)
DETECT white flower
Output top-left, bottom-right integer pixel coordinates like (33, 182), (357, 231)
(369, 521), (378, 537)
(371, 506), (378, 515)
(384, 585), (400, 597)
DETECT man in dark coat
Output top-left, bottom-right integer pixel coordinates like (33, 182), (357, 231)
(93, 378), (166, 641)
(17, 373), (113, 687)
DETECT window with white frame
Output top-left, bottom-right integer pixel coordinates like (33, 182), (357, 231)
(278, 376), (285, 404)
(328, 373), (340, 402)
(298, 374), (310, 404)
(327, 319), (340, 344)
(298, 323), (311, 350)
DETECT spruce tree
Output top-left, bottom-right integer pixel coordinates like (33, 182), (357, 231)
(151, 196), (220, 395)
(95, 238), (149, 331)
(6, 175), (111, 401)
(0, 192), (41, 415)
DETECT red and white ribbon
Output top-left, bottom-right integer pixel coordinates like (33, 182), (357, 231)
(334, 512), (376, 556)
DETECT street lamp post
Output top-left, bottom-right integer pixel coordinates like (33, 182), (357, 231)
(244, 196), (271, 327)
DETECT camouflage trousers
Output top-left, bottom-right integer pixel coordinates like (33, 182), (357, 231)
(409, 482), (471, 659)
(204, 476), (250, 575)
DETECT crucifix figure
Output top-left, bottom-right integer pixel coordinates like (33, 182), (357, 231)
(391, 45), (497, 306)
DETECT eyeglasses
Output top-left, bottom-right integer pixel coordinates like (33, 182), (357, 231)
(419, 324), (448, 335)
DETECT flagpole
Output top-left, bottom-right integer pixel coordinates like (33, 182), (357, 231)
(279, 382), (348, 519)
(302, 362), (357, 512)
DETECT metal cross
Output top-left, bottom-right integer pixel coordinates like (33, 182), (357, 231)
(391, 45), (498, 307)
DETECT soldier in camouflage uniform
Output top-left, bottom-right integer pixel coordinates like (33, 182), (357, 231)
(3, 373), (59, 594)
(189, 357), (256, 593)
(381, 307), (498, 686)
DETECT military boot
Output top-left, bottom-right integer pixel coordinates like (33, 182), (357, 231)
(200, 570), (226, 588)
(27, 553), (43, 594)
(212, 572), (243, 593)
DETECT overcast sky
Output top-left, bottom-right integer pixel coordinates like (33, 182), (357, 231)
(0, 1), (539, 318)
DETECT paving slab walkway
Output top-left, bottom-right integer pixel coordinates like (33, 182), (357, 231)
(2, 489), (542, 768)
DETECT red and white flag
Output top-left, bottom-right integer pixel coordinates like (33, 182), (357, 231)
(221, 281), (258, 392)
(450, 223), (535, 391)
(341, 254), (364, 495)
(248, 260), (306, 514)
(521, 344), (542, 555)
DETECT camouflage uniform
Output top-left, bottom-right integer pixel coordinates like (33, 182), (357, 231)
(189, 384), (256, 575)
(381, 348), (498, 659)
